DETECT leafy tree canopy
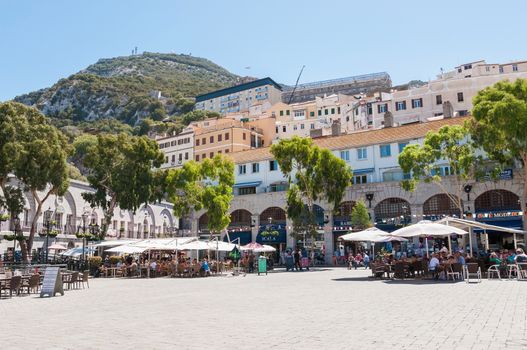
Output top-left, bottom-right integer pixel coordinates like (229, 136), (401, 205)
(351, 200), (372, 230)
(165, 155), (234, 233)
(80, 133), (165, 237)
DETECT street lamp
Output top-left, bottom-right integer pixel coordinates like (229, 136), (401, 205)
(77, 212), (89, 269)
(143, 213), (150, 238)
(366, 193), (374, 208)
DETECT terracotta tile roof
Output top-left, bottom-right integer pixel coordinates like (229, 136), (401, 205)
(228, 116), (469, 164)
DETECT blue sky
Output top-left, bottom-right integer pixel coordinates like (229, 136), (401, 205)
(1, 0), (526, 101)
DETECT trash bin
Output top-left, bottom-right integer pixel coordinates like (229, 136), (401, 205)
(258, 256), (267, 275)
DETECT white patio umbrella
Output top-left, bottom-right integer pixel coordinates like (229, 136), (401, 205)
(390, 221), (468, 257)
(254, 244), (276, 253)
(339, 227), (389, 242)
(106, 245), (147, 254)
(370, 236), (409, 243)
(206, 241), (236, 252)
(240, 242), (264, 251)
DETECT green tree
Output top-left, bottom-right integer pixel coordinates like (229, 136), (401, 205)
(181, 110), (220, 126)
(4, 103), (71, 261)
(165, 155), (234, 234)
(80, 133), (165, 238)
(270, 137), (353, 242)
(351, 199), (372, 230)
(398, 125), (483, 216)
(0, 185), (25, 230)
(471, 78), (527, 233)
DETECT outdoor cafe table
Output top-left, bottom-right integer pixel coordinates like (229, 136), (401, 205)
(104, 267), (121, 278)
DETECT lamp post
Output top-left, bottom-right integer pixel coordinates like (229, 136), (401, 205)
(366, 193), (374, 208)
(77, 212), (89, 269)
(88, 220), (100, 266)
(12, 216), (21, 263)
(143, 213), (149, 238)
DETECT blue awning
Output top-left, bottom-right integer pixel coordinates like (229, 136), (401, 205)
(354, 168), (375, 175)
(233, 181), (262, 188)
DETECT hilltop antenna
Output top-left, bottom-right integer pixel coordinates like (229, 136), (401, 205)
(287, 65), (305, 104)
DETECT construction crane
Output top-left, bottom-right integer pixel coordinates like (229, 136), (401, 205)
(287, 65), (305, 104)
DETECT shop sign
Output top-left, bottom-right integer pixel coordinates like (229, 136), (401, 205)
(476, 211), (522, 219)
(483, 168), (513, 181)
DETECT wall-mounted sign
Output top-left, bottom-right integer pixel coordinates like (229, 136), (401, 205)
(483, 168), (513, 181)
(476, 211), (522, 219)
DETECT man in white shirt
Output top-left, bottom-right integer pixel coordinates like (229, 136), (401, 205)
(429, 253), (440, 271)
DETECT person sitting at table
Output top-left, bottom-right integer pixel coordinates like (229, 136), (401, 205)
(428, 253), (440, 279)
(506, 250), (516, 264)
(454, 251), (466, 266)
(514, 249), (527, 263)
(489, 252), (502, 266)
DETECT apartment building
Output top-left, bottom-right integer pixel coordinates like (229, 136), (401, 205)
(191, 118), (267, 162)
(195, 77), (283, 115)
(156, 127), (194, 169)
(361, 60), (527, 128)
(281, 72), (391, 104)
(217, 115), (523, 262)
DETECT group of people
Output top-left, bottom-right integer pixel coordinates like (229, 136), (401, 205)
(284, 248), (310, 271)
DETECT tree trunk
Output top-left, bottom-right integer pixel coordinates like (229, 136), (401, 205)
(100, 197), (117, 239)
(523, 160), (527, 243)
(25, 188), (53, 263)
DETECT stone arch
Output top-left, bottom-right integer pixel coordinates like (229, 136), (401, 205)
(63, 190), (77, 224)
(475, 189), (520, 212)
(334, 201), (356, 223)
(374, 197), (411, 223)
(198, 213), (209, 232)
(260, 207), (287, 225)
(229, 209), (252, 229)
(423, 194), (462, 219)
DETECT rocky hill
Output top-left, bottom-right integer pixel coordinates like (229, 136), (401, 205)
(15, 52), (244, 125)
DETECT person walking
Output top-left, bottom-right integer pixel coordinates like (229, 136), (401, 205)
(293, 249), (302, 271)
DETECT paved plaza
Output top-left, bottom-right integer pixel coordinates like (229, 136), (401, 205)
(2, 268), (527, 349)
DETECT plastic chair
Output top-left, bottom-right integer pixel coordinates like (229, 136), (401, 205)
(487, 265), (501, 280)
(465, 263), (481, 283)
(447, 263), (463, 281)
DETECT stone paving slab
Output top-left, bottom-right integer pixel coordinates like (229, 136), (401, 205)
(1, 268), (527, 349)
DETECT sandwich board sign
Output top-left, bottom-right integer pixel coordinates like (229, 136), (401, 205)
(40, 266), (64, 298)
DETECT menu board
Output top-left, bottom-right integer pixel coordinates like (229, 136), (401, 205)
(40, 266), (64, 298)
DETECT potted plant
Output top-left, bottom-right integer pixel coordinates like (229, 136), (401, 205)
(0, 213), (10, 222)
(109, 255), (122, 266)
(15, 235), (26, 242)
(88, 256), (103, 276)
(47, 230), (59, 237)
(3, 234), (15, 241)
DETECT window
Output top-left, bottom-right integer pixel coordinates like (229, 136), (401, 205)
(310, 111), (315, 117)
(210, 152), (214, 158)
(300, 124), (304, 130)
(238, 187), (256, 195)
(165, 156), (168, 163)
(380, 144), (391, 157)
(378, 104), (388, 114)
(325, 109), (328, 115)
(185, 152), (188, 160)
(485, 66), (490, 72)
(357, 148), (367, 160)
(293, 124), (297, 130)
(331, 108), (335, 114)
(411, 98), (423, 108)
(196, 139), (200, 146)
(367, 103), (372, 115)
(395, 101), (407, 111)
(280, 110), (284, 116)
(202, 137), (206, 145)
(269, 160), (278, 171)
(282, 126), (286, 132)
(457, 92), (464, 102)
(294, 110), (305, 118)
(218, 134), (222, 142)
(499, 66), (504, 73)
(464, 64), (472, 70)
(225, 149), (229, 153)
(457, 110), (468, 116)
(252, 163), (259, 173)
(178, 154), (182, 161)
(202, 153), (206, 159)
(398, 142), (408, 153)
(340, 150), (350, 161)
(513, 64), (518, 72)
(243, 133), (246, 140)
(195, 155), (200, 161)
(337, 107), (341, 114)
(318, 110), (321, 116)
(436, 95), (442, 105)
(225, 133), (229, 140)
(352, 175), (367, 184)
(275, 126), (279, 133)
(238, 165), (246, 175)
(310, 123), (315, 130)
(210, 136), (214, 143)
(171, 155), (175, 162)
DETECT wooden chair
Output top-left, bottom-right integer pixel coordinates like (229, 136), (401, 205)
(371, 263), (385, 279)
(77, 271), (89, 289)
(23, 274), (41, 294)
(465, 263), (481, 283)
(447, 263), (463, 281)
(393, 263), (406, 280)
(517, 263), (527, 281)
(65, 272), (79, 290)
(8, 276), (22, 297)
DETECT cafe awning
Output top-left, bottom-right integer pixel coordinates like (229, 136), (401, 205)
(233, 181), (262, 188)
